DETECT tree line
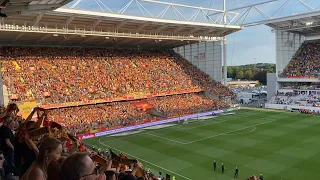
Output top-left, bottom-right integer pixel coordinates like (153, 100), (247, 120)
(224, 63), (276, 85)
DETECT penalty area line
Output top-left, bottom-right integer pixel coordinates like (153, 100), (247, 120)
(224, 127), (256, 136)
(184, 119), (277, 144)
(98, 138), (192, 180)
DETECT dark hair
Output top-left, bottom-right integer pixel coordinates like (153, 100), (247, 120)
(105, 171), (116, 180)
(120, 174), (137, 180)
(48, 156), (67, 180)
(0, 150), (3, 155)
(25, 121), (36, 130)
(59, 152), (91, 180)
(35, 137), (61, 177)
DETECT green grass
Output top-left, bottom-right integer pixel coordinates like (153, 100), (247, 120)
(84, 109), (320, 180)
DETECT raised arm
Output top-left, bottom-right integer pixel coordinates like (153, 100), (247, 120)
(35, 109), (47, 128)
(25, 107), (38, 122)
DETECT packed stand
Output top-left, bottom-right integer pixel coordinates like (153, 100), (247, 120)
(0, 47), (231, 105)
(0, 104), (164, 180)
(46, 93), (226, 135)
(47, 102), (153, 135)
(148, 93), (224, 117)
(281, 41), (320, 78)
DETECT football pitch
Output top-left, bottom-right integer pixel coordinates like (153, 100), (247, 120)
(84, 109), (320, 180)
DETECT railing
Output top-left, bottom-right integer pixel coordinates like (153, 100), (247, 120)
(0, 23), (221, 42)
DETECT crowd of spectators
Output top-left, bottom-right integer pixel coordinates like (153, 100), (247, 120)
(0, 46), (233, 136)
(271, 90), (320, 107)
(47, 102), (153, 135)
(148, 93), (224, 117)
(0, 46), (234, 179)
(281, 41), (320, 78)
(299, 108), (319, 115)
(0, 47), (231, 105)
(0, 104), (164, 180)
(46, 93), (225, 135)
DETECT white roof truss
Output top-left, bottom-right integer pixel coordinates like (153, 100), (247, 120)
(69, 0), (238, 25)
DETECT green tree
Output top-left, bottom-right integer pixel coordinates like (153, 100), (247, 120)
(244, 69), (254, 80)
(235, 69), (244, 79)
(227, 67), (234, 79)
(254, 70), (267, 85)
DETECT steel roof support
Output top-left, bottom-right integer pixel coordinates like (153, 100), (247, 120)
(189, 27), (201, 35)
(31, 12), (44, 26)
(154, 24), (168, 33)
(12, 13), (45, 43)
(12, 33), (24, 43)
(59, 34), (77, 43)
(80, 36), (100, 44)
(64, 15), (75, 27)
(116, 20), (129, 30)
(173, 26), (185, 33)
(90, 17), (103, 30)
(297, 0), (315, 12)
(136, 22), (149, 32)
(37, 34), (51, 43)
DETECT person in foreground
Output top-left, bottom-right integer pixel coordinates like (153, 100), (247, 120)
(20, 137), (62, 180)
(59, 152), (106, 180)
(0, 150), (5, 180)
(0, 116), (16, 176)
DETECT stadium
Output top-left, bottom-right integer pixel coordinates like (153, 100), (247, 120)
(0, 0), (320, 180)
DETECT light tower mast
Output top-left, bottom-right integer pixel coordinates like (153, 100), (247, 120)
(223, 0), (228, 86)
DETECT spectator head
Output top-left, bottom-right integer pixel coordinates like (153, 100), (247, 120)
(25, 121), (36, 131)
(60, 152), (99, 180)
(105, 171), (116, 180)
(0, 150), (4, 168)
(48, 156), (67, 180)
(36, 137), (62, 173)
(3, 116), (15, 130)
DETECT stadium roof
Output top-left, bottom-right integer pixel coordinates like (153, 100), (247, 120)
(0, 7), (241, 48)
(263, 11), (320, 36)
(2, 0), (72, 16)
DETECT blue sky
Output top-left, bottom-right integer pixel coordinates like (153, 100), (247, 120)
(65, 0), (320, 65)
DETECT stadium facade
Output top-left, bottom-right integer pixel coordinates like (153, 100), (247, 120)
(174, 41), (223, 82)
(264, 12), (320, 111)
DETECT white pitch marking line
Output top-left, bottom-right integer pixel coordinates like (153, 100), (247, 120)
(103, 115), (233, 143)
(104, 118), (230, 144)
(183, 119), (277, 145)
(224, 127), (256, 136)
(145, 132), (186, 144)
(102, 110), (289, 144)
(98, 138), (192, 180)
(146, 117), (279, 145)
(176, 119), (228, 130)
